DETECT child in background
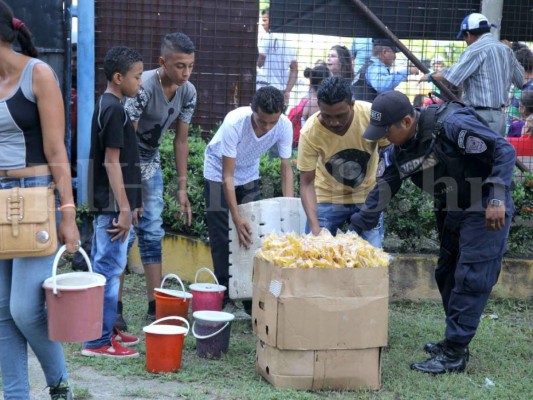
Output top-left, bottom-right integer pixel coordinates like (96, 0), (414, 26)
(82, 47), (143, 358)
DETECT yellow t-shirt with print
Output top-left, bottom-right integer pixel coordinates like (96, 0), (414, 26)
(297, 101), (387, 204)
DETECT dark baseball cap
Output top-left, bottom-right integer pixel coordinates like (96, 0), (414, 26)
(363, 91), (413, 140)
(372, 38), (400, 53)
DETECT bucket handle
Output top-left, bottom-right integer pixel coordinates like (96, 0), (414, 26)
(160, 273), (187, 301)
(194, 267), (219, 286)
(150, 316), (190, 336)
(51, 244), (92, 296)
(191, 321), (230, 340)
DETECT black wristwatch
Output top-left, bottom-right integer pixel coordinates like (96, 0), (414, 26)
(489, 199), (504, 207)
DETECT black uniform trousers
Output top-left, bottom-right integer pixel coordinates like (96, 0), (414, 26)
(434, 194), (513, 345)
(204, 179), (260, 300)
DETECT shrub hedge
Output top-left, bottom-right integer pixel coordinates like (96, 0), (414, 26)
(160, 129), (533, 257)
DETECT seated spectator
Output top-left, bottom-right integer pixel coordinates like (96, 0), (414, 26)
(508, 90), (533, 138)
(287, 64), (330, 148)
(352, 38), (419, 102)
(413, 94), (428, 108)
(431, 55), (446, 72)
(327, 45), (354, 82)
(508, 47), (533, 132)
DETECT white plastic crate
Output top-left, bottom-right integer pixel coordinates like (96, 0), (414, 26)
(228, 197), (307, 299)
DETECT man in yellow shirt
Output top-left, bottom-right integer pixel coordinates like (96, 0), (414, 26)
(297, 76), (387, 246)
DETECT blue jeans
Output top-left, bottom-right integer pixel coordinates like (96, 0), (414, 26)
(306, 203), (384, 248)
(127, 169), (164, 265)
(84, 213), (130, 348)
(0, 175), (68, 399)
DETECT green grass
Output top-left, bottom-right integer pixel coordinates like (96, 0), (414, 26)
(63, 272), (532, 400)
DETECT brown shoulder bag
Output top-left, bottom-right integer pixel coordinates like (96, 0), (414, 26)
(0, 184), (57, 259)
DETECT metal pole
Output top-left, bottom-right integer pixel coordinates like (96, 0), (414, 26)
(77, 0), (95, 205)
(349, 0), (459, 102)
(481, 0), (504, 40)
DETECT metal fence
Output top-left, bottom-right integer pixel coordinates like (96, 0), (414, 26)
(93, 0), (533, 169)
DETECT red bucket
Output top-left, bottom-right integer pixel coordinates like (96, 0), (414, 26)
(42, 245), (105, 342)
(143, 316), (190, 373)
(155, 273), (192, 324)
(189, 268), (226, 312)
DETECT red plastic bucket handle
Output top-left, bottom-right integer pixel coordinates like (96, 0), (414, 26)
(51, 244), (92, 296)
(150, 316), (190, 335)
(194, 267), (219, 286)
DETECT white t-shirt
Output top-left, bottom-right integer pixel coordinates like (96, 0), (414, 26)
(257, 33), (297, 91)
(203, 107), (292, 185)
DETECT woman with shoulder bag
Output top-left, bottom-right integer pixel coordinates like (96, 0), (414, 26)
(0, 2), (80, 399)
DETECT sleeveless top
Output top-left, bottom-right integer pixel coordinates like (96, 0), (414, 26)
(0, 58), (49, 169)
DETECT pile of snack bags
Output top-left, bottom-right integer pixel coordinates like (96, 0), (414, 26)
(257, 230), (390, 269)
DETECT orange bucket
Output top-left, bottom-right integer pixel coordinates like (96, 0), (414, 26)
(189, 268), (226, 312)
(154, 274), (192, 324)
(143, 316), (190, 373)
(42, 245), (106, 342)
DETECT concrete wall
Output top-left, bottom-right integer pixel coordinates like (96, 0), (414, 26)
(128, 235), (533, 301)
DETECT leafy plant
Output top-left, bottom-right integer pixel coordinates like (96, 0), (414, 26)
(508, 171), (533, 257)
(160, 126), (209, 240)
(384, 180), (438, 252)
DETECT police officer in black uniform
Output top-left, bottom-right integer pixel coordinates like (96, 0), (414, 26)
(349, 91), (516, 374)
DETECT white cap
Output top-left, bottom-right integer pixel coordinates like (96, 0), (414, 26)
(457, 13), (496, 39)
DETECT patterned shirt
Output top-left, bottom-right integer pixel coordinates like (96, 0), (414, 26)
(443, 33), (524, 108)
(124, 69), (196, 181)
(203, 107), (292, 185)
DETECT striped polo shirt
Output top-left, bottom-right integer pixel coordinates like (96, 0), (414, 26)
(443, 33), (524, 109)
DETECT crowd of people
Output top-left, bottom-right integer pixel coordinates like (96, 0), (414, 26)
(0, 2), (530, 398)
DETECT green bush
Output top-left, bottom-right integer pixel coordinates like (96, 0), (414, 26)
(160, 126), (209, 239)
(160, 128), (299, 239)
(384, 180), (438, 253)
(160, 131), (533, 257)
(508, 172), (533, 257)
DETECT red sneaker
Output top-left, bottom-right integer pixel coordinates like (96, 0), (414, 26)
(81, 336), (139, 358)
(113, 327), (140, 347)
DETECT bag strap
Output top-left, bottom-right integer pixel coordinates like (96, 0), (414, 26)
(6, 187), (22, 237)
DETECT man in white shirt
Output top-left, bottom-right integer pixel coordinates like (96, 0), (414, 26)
(256, 7), (298, 105)
(203, 86), (294, 309)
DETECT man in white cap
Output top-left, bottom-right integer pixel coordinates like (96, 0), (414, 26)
(420, 13), (524, 134)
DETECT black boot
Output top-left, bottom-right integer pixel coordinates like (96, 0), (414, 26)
(411, 341), (468, 374)
(424, 340), (469, 360)
(424, 340), (445, 355)
(115, 301), (128, 331)
(49, 379), (73, 400)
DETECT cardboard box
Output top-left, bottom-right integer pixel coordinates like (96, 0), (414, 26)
(256, 340), (382, 390)
(252, 257), (389, 350)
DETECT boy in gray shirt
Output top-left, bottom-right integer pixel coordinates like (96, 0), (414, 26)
(120, 32), (196, 324)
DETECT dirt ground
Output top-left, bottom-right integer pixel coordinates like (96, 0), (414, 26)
(2, 350), (191, 400)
